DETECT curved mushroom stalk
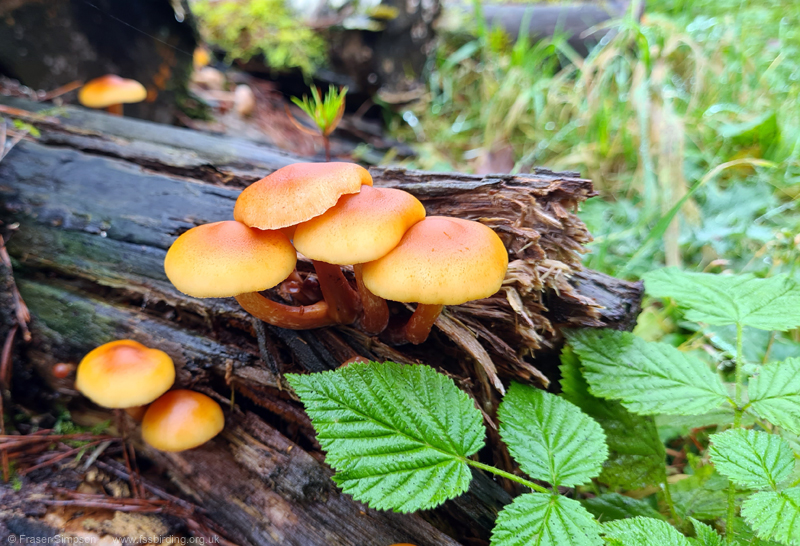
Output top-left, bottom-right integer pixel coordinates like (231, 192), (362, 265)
(312, 260), (361, 325)
(235, 292), (335, 330)
(354, 264), (389, 334)
(403, 304), (444, 345)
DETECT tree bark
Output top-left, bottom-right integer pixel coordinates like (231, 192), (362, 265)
(0, 96), (642, 545)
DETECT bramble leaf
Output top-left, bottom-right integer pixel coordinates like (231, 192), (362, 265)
(748, 358), (800, 435)
(560, 348), (665, 489)
(581, 493), (665, 523)
(709, 429), (794, 491)
(568, 329), (730, 416)
(286, 362), (484, 512)
(491, 493), (602, 546)
(602, 516), (691, 545)
(689, 518), (726, 546)
(741, 488), (800, 546)
(643, 268), (800, 331)
(498, 382), (607, 487)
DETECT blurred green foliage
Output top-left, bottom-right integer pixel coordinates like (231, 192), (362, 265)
(191, 0), (326, 76)
(391, 0), (800, 284)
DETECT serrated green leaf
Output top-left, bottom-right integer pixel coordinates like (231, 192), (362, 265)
(689, 518), (726, 546)
(498, 382), (607, 488)
(749, 358), (800, 435)
(709, 429), (794, 491)
(741, 488), (800, 546)
(734, 517), (787, 546)
(643, 268), (800, 331)
(602, 516), (691, 545)
(560, 348), (665, 489)
(568, 329), (730, 416)
(582, 493), (665, 523)
(491, 492), (602, 546)
(286, 362), (484, 512)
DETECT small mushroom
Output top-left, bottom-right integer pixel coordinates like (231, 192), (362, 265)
(164, 220), (334, 329)
(362, 217), (508, 344)
(78, 75), (147, 116)
(75, 340), (175, 409)
(294, 185), (425, 333)
(141, 390), (224, 452)
(234, 162), (373, 325)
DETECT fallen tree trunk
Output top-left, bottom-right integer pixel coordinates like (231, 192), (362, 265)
(0, 96), (642, 545)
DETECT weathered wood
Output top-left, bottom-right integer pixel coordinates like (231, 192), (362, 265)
(459, 1), (644, 57)
(0, 96), (642, 544)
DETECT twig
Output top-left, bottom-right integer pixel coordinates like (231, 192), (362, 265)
(41, 80), (83, 101)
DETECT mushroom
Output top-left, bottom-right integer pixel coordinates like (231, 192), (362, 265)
(164, 220), (334, 329)
(75, 340), (175, 409)
(234, 162), (373, 325)
(78, 75), (147, 116)
(294, 185), (426, 333)
(141, 390), (224, 452)
(75, 339), (176, 497)
(361, 216), (509, 344)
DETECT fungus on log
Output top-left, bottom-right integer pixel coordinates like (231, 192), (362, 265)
(0, 96), (643, 545)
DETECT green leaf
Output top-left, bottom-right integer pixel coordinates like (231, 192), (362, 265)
(560, 348), (666, 489)
(671, 466), (733, 521)
(643, 268), (800, 331)
(498, 382), (607, 488)
(741, 488), (800, 546)
(709, 429), (794, 491)
(749, 358), (800, 435)
(602, 516), (691, 546)
(733, 517), (788, 546)
(582, 493), (665, 523)
(689, 518), (726, 546)
(568, 329), (730, 416)
(286, 362), (485, 512)
(491, 492), (602, 546)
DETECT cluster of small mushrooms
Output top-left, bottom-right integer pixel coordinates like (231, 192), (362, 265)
(75, 340), (224, 452)
(164, 162), (510, 344)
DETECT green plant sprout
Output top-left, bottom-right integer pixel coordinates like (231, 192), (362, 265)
(289, 268), (800, 545)
(290, 84), (348, 161)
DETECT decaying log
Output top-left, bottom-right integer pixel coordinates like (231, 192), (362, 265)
(0, 96), (642, 544)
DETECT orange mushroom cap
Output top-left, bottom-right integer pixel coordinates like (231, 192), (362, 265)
(362, 216), (508, 305)
(233, 162), (373, 230)
(164, 220), (297, 298)
(75, 340), (175, 409)
(78, 75), (147, 108)
(141, 390), (224, 452)
(293, 186), (425, 265)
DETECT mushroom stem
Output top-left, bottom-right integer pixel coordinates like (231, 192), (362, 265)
(354, 264), (389, 334)
(312, 260), (361, 324)
(106, 103), (124, 116)
(403, 304), (445, 345)
(235, 292), (335, 329)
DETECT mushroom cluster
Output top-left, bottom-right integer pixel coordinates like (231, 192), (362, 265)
(75, 340), (224, 452)
(164, 162), (509, 345)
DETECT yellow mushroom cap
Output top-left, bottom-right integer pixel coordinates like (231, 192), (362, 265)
(75, 340), (175, 409)
(293, 186), (426, 265)
(362, 216), (509, 305)
(141, 390), (224, 452)
(78, 75), (147, 108)
(233, 162), (373, 230)
(164, 221), (297, 298)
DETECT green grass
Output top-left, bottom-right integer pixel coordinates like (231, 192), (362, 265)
(391, 0), (800, 283)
